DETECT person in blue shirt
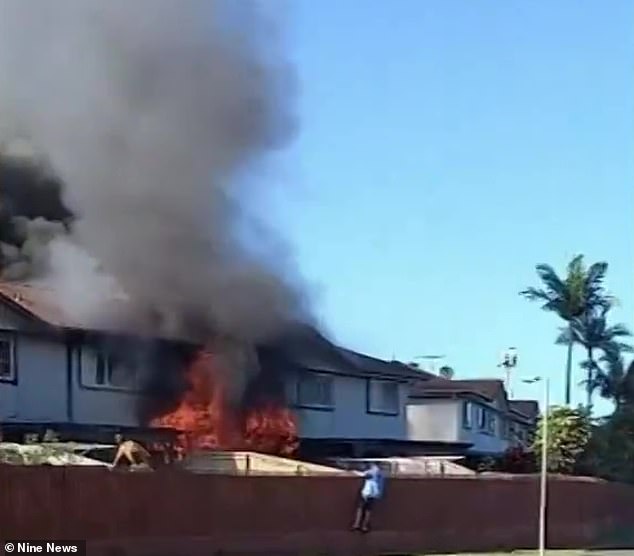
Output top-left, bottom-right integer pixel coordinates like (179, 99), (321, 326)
(351, 463), (385, 533)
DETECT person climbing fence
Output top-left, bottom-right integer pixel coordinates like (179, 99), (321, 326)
(351, 462), (385, 533)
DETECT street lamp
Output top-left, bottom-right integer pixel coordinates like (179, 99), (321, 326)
(522, 376), (550, 556)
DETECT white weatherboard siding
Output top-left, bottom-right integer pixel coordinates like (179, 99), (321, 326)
(0, 301), (145, 426)
(0, 380), (17, 419)
(15, 336), (68, 422)
(406, 398), (460, 442)
(0, 335), (68, 422)
(71, 345), (142, 427)
(406, 396), (527, 455)
(458, 417), (509, 454)
(0, 304), (68, 422)
(0, 339), (146, 426)
(290, 372), (408, 440)
(458, 399), (510, 454)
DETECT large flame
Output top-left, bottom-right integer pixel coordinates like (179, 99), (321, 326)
(151, 350), (299, 457)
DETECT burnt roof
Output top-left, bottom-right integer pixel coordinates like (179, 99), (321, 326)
(0, 281), (189, 342)
(0, 281), (81, 328)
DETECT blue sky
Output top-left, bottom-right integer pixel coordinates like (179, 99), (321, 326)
(267, 1), (634, 412)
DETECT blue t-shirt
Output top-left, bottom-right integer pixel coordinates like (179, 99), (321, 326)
(361, 465), (384, 500)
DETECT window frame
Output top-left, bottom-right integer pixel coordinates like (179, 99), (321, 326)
(477, 405), (487, 430)
(78, 347), (141, 393)
(0, 331), (17, 384)
(502, 418), (510, 439)
(487, 412), (497, 435)
(366, 378), (400, 416)
(462, 400), (474, 429)
(296, 371), (335, 411)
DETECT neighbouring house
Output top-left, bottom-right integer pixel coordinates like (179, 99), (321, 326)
(0, 281), (471, 458)
(407, 377), (538, 456)
(275, 329), (472, 459)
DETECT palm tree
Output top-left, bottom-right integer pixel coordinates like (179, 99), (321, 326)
(589, 352), (634, 410)
(558, 309), (632, 410)
(521, 255), (612, 405)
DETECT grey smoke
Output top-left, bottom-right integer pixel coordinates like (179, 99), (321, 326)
(0, 0), (310, 345)
(0, 149), (73, 281)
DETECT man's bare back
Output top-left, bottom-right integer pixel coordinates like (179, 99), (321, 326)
(112, 434), (153, 468)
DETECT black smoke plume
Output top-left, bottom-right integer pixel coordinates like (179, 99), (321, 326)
(0, 0), (311, 411)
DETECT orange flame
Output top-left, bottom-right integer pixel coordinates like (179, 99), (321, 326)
(151, 350), (298, 457)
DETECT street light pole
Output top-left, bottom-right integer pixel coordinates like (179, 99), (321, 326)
(522, 375), (550, 556)
(538, 377), (550, 556)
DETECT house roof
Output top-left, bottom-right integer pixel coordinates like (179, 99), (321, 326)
(509, 400), (540, 420)
(0, 281), (193, 343)
(410, 377), (539, 422)
(0, 282), (424, 381)
(410, 378), (507, 401)
(269, 325), (429, 381)
(338, 347), (435, 381)
(0, 281), (81, 328)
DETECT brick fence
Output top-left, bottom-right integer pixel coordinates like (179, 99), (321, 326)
(1, 466), (633, 555)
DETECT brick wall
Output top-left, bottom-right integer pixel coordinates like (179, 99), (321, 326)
(0, 466), (633, 555)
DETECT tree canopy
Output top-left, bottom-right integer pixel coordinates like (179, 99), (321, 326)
(533, 405), (591, 474)
(522, 255), (629, 409)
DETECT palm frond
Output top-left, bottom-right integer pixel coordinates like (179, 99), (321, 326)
(585, 261), (608, 289)
(534, 264), (567, 297)
(566, 254), (585, 276)
(584, 261), (610, 313)
(622, 360), (634, 401)
(520, 286), (565, 314)
(579, 360), (594, 371)
(520, 287), (552, 302)
(605, 323), (632, 338)
(555, 333), (570, 346)
(614, 342), (634, 353)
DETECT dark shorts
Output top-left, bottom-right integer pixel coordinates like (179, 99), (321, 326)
(358, 495), (376, 511)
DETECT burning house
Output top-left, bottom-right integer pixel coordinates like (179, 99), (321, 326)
(0, 2), (309, 455)
(0, 280), (293, 453)
(0, 2), (475, 461)
(0, 281), (458, 459)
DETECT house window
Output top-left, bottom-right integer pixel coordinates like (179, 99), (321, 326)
(477, 406), (487, 429)
(297, 372), (334, 409)
(462, 401), (474, 428)
(0, 332), (16, 382)
(84, 351), (138, 391)
(367, 379), (399, 415)
(487, 413), (497, 435)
